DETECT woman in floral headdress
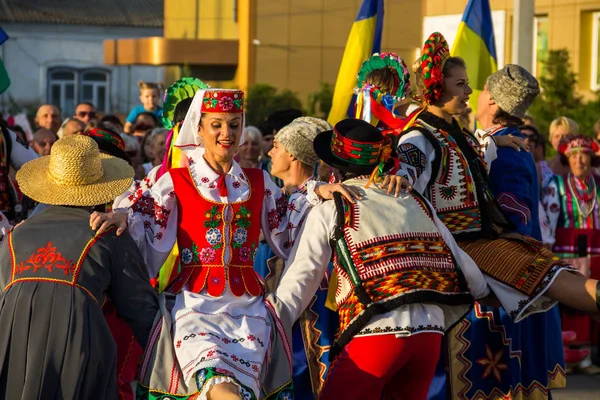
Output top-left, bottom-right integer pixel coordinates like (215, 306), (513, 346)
(544, 135), (600, 373)
(395, 32), (600, 399)
(354, 52), (419, 133)
(90, 87), (361, 400)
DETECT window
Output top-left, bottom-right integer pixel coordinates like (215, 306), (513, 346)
(592, 12), (600, 90)
(47, 67), (111, 116)
(532, 15), (549, 77)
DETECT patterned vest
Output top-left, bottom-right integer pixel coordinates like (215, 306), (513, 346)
(408, 117), (495, 241)
(168, 167), (264, 296)
(331, 178), (472, 356)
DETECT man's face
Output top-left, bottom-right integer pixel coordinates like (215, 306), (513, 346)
(74, 103), (97, 125)
(268, 139), (293, 179)
(63, 119), (85, 137)
(36, 105), (62, 133)
(32, 129), (57, 156)
(262, 133), (274, 154)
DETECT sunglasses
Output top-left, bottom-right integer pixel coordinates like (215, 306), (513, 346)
(77, 111), (97, 118)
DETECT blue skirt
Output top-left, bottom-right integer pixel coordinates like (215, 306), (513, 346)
(428, 305), (565, 400)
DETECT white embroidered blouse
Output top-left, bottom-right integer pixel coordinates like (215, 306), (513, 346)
(113, 149), (321, 278)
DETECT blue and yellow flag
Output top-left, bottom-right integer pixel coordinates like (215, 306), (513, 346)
(327, 0), (384, 125)
(451, 0), (497, 116)
(0, 26), (10, 94)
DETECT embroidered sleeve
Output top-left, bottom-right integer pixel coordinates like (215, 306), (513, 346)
(282, 191), (313, 250)
(395, 130), (436, 195)
(496, 192), (531, 227)
(274, 202), (336, 322)
(118, 170), (178, 278)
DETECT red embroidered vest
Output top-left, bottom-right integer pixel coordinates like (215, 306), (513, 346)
(168, 167), (265, 296)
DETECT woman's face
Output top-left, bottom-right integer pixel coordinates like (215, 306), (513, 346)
(198, 113), (243, 161)
(152, 133), (167, 165)
(242, 136), (263, 162)
(551, 126), (571, 151)
(436, 65), (473, 116)
(568, 151), (593, 179)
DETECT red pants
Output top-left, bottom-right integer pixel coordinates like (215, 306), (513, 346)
(320, 333), (442, 400)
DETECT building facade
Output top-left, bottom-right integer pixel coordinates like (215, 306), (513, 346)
(425, 0), (600, 98)
(110, 0), (424, 108)
(0, 0), (164, 117)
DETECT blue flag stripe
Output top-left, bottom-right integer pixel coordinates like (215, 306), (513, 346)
(356, 0), (379, 21)
(461, 0), (497, 61)
(371, 0), (384, 53)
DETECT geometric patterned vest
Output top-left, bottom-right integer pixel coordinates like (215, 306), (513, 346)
(408, 116), (495, 241)
(330, 177), (473, 357)
(167, 167), (264, 296)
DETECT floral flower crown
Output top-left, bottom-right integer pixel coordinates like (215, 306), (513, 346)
(201, 90), (244, 114)
(355, 52), (411, 102)
(558, 135), (600, 156)
(420, 32), (450, 105)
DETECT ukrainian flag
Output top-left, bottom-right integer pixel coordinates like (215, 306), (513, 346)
(0, 26), (10, 94)
(327, 0), (384, 125)
(451, 0), (497, 116)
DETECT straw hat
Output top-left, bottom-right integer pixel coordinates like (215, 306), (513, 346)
(17, 135), (134, 206)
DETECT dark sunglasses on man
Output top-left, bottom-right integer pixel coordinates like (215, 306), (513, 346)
(76, 111), (97, 119)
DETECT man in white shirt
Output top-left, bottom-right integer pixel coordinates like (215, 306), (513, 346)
(275, 118), (491, 400)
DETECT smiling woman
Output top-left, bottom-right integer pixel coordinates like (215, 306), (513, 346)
(89, 87), (363, 400)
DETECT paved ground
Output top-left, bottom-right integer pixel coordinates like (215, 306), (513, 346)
(553, 374), (600, 400)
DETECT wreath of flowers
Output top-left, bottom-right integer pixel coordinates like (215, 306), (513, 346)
(355, 52), (411, 102)
(420, 32), (450, 105)
(161, 77), (210, 129)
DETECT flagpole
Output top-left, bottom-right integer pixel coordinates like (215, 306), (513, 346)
(512, 0), (535, 72)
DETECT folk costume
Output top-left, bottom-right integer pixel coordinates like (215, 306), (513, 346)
(119, 89), (320, 400)
(354, 53), (414, 130)
(275, 119), (490, 400)
(0, 136), (158, 399)
(116, 77), (210, 294)
(253, 117), (339, 399)
(396, 34), (571, 399)
(544, 136), (600, 359)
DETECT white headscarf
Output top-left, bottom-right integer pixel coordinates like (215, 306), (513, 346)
(174, 89), (246, 156)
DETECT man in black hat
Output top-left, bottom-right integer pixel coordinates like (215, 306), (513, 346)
(273, 118), (492, 400)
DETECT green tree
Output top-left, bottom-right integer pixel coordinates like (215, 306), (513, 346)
(307, 83), (334, 119)
(528, 49), (600, 145)
(245, 84), (303, 126)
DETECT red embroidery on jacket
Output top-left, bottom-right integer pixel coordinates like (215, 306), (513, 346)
(15, 242), (76, 276)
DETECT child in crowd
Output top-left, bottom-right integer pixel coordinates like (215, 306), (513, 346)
(124, 81), (163, 133)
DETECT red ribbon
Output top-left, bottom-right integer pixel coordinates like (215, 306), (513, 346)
(216, 174), (228, 198)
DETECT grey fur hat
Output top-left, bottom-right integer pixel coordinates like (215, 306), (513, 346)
(275, 117), (331, 166)
(486, 64), (540, 119)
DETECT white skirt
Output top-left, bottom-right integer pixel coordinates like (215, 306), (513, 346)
(172, 289), (272, 399)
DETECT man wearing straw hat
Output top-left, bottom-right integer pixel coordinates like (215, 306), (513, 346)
(0, 135), (158, 399)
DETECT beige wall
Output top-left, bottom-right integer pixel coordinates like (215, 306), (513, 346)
(425, 0), (600, 97)
(253, 0), (424, 105)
